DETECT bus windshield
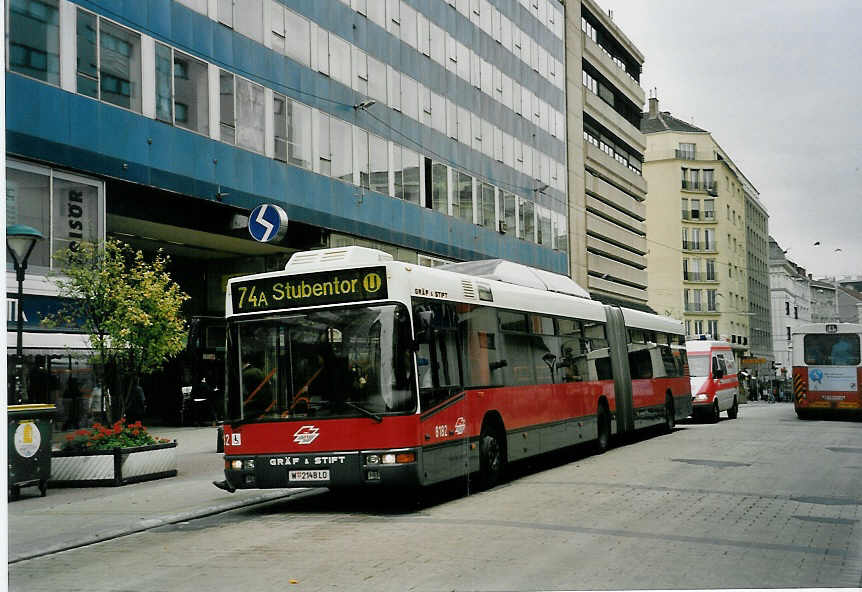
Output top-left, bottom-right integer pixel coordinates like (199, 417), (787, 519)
(228, 303), (416, 422)
(688, 354), (711, 377)
(803, 334), (861, 366)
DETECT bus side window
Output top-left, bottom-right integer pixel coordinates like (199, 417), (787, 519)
(558, 318), (588, 382)
(499, 311), (535, 386)
(458, 304), (505, 388)
(413, 299), (462, 410)
(530, 314), (559, 384)
(584, 321), (613, 381)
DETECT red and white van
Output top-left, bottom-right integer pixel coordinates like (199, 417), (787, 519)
(685, 340), (740, 422)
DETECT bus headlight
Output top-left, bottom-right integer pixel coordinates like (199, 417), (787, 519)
(382, 453), (396, 464)
(694, 394), (709, 401)
(366, 454), (380, 464)
(231, 460), (243, 470)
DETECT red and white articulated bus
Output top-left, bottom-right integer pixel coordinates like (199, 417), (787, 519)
(792, 323), (862, 420)
(217, 247), (692, 492)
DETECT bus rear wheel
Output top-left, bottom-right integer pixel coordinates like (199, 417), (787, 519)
(478, 424), (505, 490)
(727, 397), (739, 420)
(663, 396), (675, 433)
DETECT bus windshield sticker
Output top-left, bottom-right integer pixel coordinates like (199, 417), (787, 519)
(231, 267), (387, 313)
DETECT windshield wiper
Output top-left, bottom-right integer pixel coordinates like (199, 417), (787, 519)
(343, 401), (383, 423)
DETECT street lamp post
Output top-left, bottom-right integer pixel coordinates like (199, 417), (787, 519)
(6, 225), (44, 403)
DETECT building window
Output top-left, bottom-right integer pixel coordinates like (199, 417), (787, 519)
(285, 9), (311, 67)
(786, 326), (791, 341)
(518, 197), (535, 242)
(678, 142), (695, 160)
(219, 70), (236, 144)
(393, 146), (420, 204)
(330, 117), (353, 184)
(794, 306), (798, 319)
(369, 134), (389, 196)
(286, 99), (312, 169)
(456, 171), (474, 223)
(704, 199), (715, 219)
(155, 44), (209, 135)
(431, 162), (449, 215)
(273, 94), (287, 162)
(318, 113), (331, 176)
(477, 183), (495, 230)
(9, 0), (60, 85)
(367, 55), (387, 104)
(785, 301), (790, 315)
(76, 10), (142, 113)
(236, 77), (265, 153)
(536, 205), (551, 246)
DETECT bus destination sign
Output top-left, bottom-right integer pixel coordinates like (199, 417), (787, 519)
(231, 266), (388, 313)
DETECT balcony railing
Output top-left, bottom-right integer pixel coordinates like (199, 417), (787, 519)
(683, 241), (717, 252)
(683, 272), (719, 282)
(681, 210), (716, 221)
(687, 303), (720, 313)
(681, 180), (718, 195)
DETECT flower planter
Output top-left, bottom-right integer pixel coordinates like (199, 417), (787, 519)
(50, 442), (177, 487)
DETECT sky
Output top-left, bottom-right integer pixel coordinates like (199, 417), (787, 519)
(593, 0), (862, 280)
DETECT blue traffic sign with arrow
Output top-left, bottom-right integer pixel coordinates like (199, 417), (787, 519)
(248, 204), (288, 243)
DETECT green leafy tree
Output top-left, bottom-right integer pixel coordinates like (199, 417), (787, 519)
(47, 240), (190, 422)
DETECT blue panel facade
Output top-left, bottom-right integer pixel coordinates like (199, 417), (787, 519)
(7, 0), (568, 273)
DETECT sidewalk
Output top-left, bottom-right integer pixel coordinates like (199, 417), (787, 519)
(8, 425), (308, 563)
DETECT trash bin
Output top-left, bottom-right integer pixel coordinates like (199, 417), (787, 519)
(8, 404), (56, 500)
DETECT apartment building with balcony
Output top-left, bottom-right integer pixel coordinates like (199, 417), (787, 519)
(566, 0), (649, 310)
(768, 238), (811, 374)
(641, 98), (753, 346)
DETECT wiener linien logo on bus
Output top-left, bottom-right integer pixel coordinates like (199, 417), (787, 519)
(232, 267), (387, 313)
(294, 425), (320, 445)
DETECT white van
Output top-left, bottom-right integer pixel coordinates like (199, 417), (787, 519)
(685, 340), (740, 422)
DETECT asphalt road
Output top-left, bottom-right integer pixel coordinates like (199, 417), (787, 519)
(9, 402), (862, 591)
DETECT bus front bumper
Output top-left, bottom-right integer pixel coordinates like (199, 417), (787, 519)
(223, 450), (421, 490)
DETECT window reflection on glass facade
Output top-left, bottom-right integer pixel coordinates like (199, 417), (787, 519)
(75, 9), (99, 98)
(318, 113), (331, 176)
(478, 183), (495, 230)
(99, 19), (142, 112)
(401, 148), (421, 205)
(219, 70), (235, 144)
(330, 118), (353, 183)
(273, 94), (287, 162)
(500, 191), (516, 234)
(174, 50), (209, 135)
(536, 206), (551, 246)
(519, 197), (535, 242)
(456, 171), (473, 223)
(155, 43), (173, 123)
(369, 134), (389, 196)
(356, 128), (370, 189)
(285, 9), (311, 66)
(236, 78), (264, 153)
(287, 100), (312, 170)
(431, 163), (448, 215)
(9, 0), (60, 85)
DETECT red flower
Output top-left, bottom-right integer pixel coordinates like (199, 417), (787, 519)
(65, 434), (74, 440)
